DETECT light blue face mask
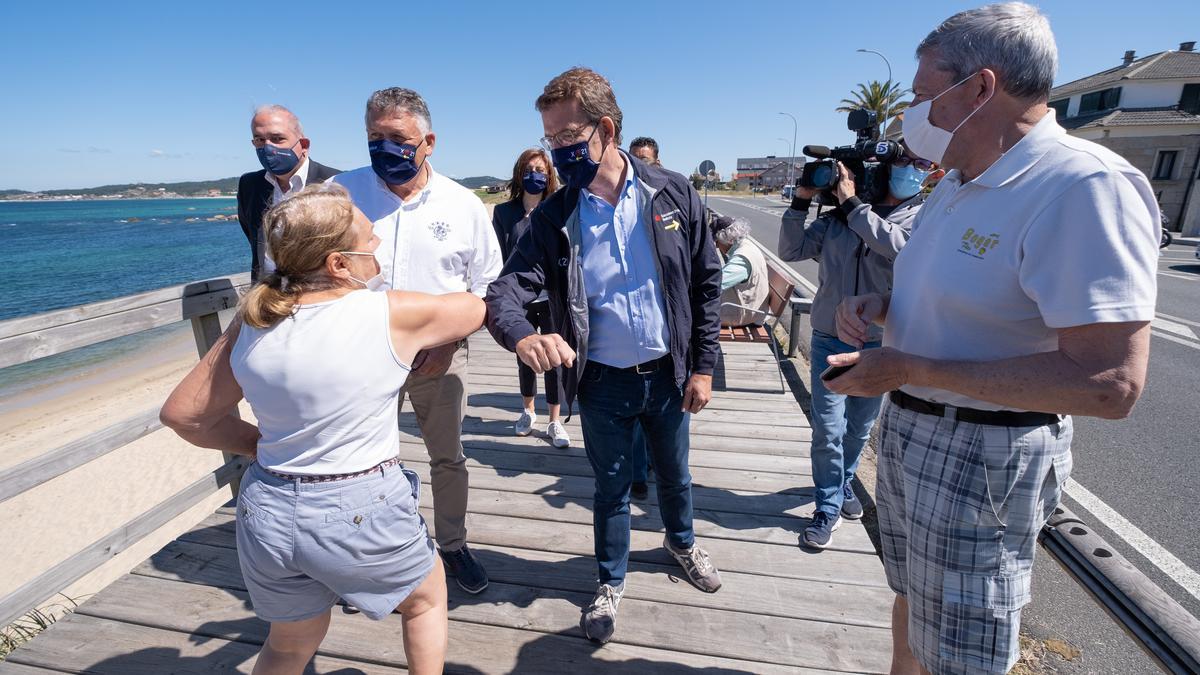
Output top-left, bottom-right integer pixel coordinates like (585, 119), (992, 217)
(889, 164), (930, 199)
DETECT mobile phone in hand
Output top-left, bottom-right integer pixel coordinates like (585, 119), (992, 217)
(821, 363), (855, 382)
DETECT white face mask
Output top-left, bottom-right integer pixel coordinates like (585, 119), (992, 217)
(341, 251), (387, 291)
(902, 72), (993, 166)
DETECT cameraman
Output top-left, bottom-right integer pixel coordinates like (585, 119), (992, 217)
(777, 145), (935, 550)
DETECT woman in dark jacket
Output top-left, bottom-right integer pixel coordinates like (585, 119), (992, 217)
(491, 148), (569, 447)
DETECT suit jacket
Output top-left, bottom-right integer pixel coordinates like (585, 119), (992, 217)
(237, 160), (341, 280)
(490, 198), (527, 262)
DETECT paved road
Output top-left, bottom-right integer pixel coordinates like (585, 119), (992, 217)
(710, 194), (1199, 673)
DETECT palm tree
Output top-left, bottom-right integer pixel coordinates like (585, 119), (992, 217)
(836, 80), (910, 129)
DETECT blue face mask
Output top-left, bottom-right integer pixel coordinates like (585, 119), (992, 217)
(256, 141), (301, 176)
(369, 138), (426, 186)
(550, 126), (603, 189)
(889, 164), (930, 200)
(522, 170), (548, 195)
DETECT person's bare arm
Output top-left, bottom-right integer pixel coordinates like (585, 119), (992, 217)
(160, 322), (259, 454)
(825, 321), (1150, 419)
(388, 290), (487, 367)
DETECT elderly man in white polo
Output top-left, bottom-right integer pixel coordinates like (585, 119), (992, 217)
(332, 87), (502, 596)
(825, 3), (1159, 673)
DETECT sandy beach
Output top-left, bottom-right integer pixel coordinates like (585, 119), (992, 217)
(0, 321), (247, 616)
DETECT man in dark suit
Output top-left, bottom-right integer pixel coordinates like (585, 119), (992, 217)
(237, 105), (341, 281)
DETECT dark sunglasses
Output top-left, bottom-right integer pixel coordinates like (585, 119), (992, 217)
(893, 155), (936, 172)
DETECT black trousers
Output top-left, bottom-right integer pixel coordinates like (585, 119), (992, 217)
(518, 301), (561, 405)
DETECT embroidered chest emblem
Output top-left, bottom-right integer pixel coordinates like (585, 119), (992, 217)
(654, 211), (682, 231)
(429, 221), (450, 241)
(959, 227), (1000, 259)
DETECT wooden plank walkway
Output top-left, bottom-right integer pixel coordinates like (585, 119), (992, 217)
(1, 335), (892, 674)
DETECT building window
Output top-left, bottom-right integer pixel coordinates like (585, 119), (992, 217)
(1048, 98), (1069, 117)
(1152, 150), (1178, 180)
(1079, 87), (1121, 114)
(1181, 83), (1200, 114)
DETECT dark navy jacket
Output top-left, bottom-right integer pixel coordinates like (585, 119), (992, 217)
(485, 152), (721, 410)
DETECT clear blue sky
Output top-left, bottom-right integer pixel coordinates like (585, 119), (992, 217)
(1, 0), (1197, 191)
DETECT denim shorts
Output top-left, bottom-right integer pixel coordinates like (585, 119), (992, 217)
(235, 461), (436, 623)
(876, 402), (1072, 674)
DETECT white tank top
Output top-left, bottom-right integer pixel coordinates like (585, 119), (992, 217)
(230, 290), (410, 475)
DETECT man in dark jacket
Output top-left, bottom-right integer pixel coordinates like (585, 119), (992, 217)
(237, 105), (340, 281)
(485, 67), (723, 645)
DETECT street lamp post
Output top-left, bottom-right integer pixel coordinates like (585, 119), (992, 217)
(777, 137), (794, 191)
(778, 111), (798, 190)
(856, 48), (894, 135)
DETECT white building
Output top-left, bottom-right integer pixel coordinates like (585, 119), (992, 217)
(1050, 42), (1200, 235)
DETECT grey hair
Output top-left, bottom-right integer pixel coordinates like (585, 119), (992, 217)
(715, 218), (751, 247)
(252, 104), (304, 136)
(916, 2), (1058, 101)
(366, 87), (432, 134)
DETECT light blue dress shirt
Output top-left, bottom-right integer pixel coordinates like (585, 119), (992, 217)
(579, 160), (670, 368)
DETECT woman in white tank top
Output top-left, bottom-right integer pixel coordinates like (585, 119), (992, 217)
(161, 184), (483, 675)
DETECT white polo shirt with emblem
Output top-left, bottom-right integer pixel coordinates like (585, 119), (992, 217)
(331, 165), (501, 296)
(885, 111), (1159, 411)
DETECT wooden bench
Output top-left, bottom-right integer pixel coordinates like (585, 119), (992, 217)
(718, 324), (771, 341)
(718, 252), (795, 392)
(718, 256), (794, 344)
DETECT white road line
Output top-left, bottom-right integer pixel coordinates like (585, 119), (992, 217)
(1151, 329), (1200, 350)
(712, 197), (787, 216)
(1151, 317), (1198, 339)
(1156, 311), (1200, 329)
(1159, 271), (1197, 281)
(1064, 479), (1200, 602)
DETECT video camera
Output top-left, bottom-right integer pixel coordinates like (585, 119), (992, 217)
(798, 109), (901, 205)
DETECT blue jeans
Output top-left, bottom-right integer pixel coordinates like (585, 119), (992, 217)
(810, 330), (883, 518)
(631, 426), (650, 483)
(578, 362), (694, 586)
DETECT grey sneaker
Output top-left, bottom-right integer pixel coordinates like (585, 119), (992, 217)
(515, 410), (536, 436)
(580, 583), (623, 643)
(548, 421), (570, 448)
(664, 536), (722, 593)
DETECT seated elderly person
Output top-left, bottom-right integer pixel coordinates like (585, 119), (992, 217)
(712, 215), (769, 327)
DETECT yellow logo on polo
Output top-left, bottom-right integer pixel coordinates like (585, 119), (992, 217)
(959, 227), (1000, 259)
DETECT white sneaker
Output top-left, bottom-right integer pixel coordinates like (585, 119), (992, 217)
(548, 421), (570, 448)
(515, 410), (536, 436)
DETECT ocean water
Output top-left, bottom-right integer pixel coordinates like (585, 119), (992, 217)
(0, 198), (247, 399)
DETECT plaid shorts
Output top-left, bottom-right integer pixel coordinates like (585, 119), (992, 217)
(876, 400), (1073, 674)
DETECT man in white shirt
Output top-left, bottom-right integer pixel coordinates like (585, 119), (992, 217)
(236, 105), (340, 280)
(333, 88), (502, 595)
(826, 3), (1158, 673)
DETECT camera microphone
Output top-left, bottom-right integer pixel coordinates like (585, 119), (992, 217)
(802, 145), (831, 159)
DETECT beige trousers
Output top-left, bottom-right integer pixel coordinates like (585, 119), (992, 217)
(399, 344), (469, 551)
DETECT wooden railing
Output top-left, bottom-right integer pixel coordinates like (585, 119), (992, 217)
(0, 274), (252, 628)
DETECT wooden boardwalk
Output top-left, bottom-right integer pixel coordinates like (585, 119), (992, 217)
(1, 336), (892, 674)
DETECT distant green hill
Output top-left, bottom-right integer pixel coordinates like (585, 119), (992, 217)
(454, 176), (506, 190)
(2, 177), (239, 198)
